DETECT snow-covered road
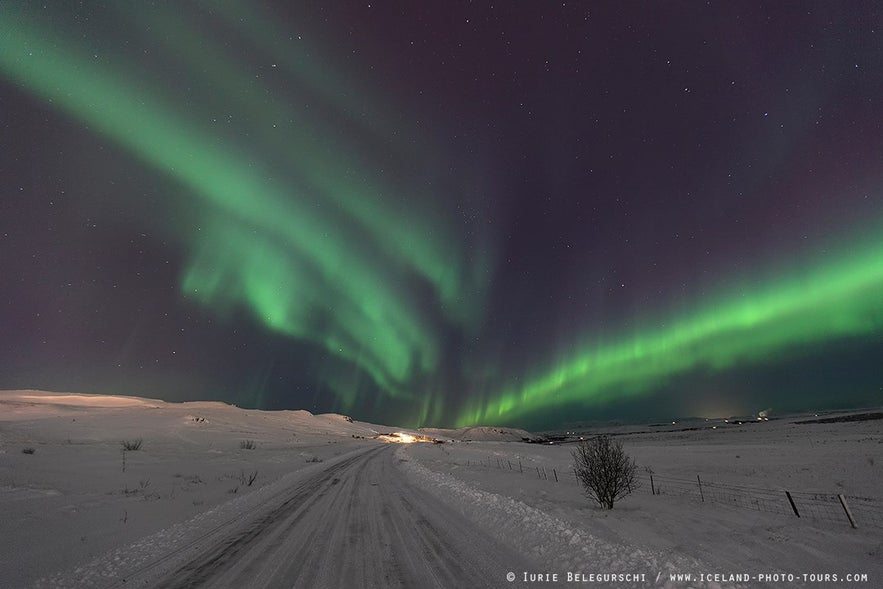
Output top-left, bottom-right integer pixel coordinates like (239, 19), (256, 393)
(140, 444), (531, 588)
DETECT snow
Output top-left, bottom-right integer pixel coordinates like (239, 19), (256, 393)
(0, 390), (386, 587)
(398, 417), (883, 588)
(1, 390), (880, 588)
(397, 446), (721, 588)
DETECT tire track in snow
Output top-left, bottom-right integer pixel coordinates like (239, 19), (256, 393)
(82, 444), (535, 588)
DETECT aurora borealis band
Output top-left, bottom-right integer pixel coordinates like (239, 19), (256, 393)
(2, 3), (882, 429)
(457, 227), (883, 426)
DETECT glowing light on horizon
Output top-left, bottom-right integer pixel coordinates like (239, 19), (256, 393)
(377, 432), (430, 444)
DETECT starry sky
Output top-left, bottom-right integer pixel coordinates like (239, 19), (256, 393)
(2, 2), (882, 430)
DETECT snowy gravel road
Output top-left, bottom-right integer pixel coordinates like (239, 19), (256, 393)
(142, 444), (532, 588)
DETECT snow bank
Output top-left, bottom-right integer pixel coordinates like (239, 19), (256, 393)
(397, 446), (738, 589)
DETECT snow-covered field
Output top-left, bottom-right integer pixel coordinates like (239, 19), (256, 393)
(1, 390), (880, 588)
(401, 418), (883, 588)
(0, 390), (386, 587)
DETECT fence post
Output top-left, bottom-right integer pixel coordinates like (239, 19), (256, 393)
(697, 475), (704, 503)
(508, 460), (512, 470)
(837, 494), (858, 529)
(553, 468), (558, 483)
(519, 460), (523, 473)
(542, 467), (548, 480)
(650, 474), (655, 495)
(536, 466), (541, 479)
(785, 491), (800, 518)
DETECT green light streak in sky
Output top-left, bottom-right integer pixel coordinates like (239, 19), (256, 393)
(6, 6), (882, 427)
(0, 7), (476, 403)
(457, 231), (883, 426)
(112, 2), (478, 321)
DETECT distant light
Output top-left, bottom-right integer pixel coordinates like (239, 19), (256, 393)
(378, 432), (424, 444)
(712, 426), (717, 429)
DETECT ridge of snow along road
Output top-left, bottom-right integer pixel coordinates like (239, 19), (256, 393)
(395, 445), (741, 589)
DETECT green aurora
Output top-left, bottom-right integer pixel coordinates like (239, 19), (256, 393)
(455, 229), (883, 426)
(0, 5), (488, 410)
(2, 4), (882, 428)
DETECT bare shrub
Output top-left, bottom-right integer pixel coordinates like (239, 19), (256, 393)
(22, 447), (36, 455)
(121, 439), (143, 451)
(234, 469), (259, 486)
(572, 435), (639, 509)
(240, 439), (257, 450)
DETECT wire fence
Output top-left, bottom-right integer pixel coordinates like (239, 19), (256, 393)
(642, 473), (883, 528)
(459, 453), (883, 529)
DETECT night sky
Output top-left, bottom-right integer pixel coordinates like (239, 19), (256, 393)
(2, 2), (882, 430)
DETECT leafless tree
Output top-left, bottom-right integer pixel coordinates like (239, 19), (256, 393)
(572, 435), (639, 509)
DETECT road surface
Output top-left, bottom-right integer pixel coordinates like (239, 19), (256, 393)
(142, 445), (533, 588)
